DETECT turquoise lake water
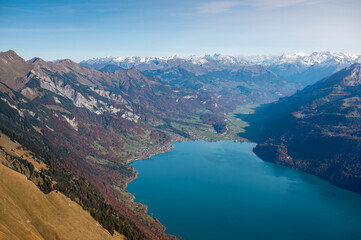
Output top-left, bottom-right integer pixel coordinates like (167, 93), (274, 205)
(127, 140), (361, 240)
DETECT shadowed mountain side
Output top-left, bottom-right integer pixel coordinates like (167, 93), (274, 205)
(239, 63), (361, 194)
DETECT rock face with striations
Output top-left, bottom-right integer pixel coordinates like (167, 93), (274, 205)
(244, 63), (361, 194)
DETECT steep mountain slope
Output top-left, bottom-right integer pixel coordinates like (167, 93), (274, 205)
(241, 63), (361, 194)
(0, 50), (31, 90)
(27, 54), (231, 124)
(0, 163), (125, 240)
(0, 129), (145, 240)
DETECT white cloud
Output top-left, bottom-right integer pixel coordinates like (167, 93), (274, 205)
(198, 1), (243, 14)
(249, 0), (314, 9)
(198, 0), (318, 14)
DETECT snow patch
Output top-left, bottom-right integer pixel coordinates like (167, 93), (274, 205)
(82, 52), (361, 68)
(183, 95), (197, 99)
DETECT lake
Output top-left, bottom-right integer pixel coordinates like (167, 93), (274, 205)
(127, 140), (361, 240)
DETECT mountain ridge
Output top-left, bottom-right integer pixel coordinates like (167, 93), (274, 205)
(81, 51), (361, 87)
(240, 63), (361, 194)
(81, 51), (361, 69)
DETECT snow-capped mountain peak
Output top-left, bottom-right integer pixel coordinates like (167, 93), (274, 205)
(80, 52), (361, 69)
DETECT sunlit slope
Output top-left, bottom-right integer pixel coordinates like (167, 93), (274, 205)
(0, 163), (125, 240)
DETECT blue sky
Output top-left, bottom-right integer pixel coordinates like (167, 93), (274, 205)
(0, 0), (360, 61)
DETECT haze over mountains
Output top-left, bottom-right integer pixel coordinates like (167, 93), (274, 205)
(81, 52), (361, 87)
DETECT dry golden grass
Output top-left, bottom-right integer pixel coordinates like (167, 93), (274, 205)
(0, 163), (126, 240)
(0, 132), (47, 171)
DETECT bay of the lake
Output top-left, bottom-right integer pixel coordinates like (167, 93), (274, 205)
(127, 140), (361, 240)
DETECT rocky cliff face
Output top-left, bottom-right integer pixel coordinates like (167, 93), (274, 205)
(242, 63), (361, 194)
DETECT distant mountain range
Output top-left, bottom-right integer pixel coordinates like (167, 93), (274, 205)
(81, 52), (361, 87)
(82, 53), (303, 108)
(241, 63), (361, 194)
(81, 52), (361, 68)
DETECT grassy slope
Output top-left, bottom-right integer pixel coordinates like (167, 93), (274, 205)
(0, 163), (126, 240)
(0, 132), (129, 240)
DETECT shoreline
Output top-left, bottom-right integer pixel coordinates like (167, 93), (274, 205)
(121, 131), (247, 239)
(122, 135), (361, 239)
(252, 143), (361, 196)
(123, 136), (248, 198)
(124, 134), (247, 187)
(120, 140), (361, 240)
